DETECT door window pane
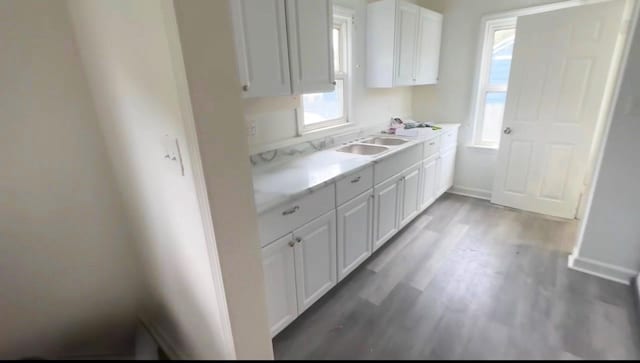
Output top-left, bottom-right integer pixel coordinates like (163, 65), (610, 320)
(481, 92), (507, 143)
(302, 79), (344, 125)
(488, 29), (515, 85)
(333, 27), (341, 73)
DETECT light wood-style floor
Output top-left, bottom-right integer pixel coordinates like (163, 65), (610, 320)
(273, 194), (640, 360)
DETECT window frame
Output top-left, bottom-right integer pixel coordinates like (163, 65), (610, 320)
(470, 16), (517, 149)
(298, 7), (353, 134)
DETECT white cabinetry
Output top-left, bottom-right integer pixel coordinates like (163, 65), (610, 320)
(261, 233), (297, 337)
(373, 175), (402, 251)
(438, 147), (456, 195)
(230, 0), (291, 98)
(337, 190), (373, 281)
(286, 0), (335, 94)
(293, 210), (337, 313)
(367, 0), (442, 87)
(399, 163), (421, 228)
(420, 155), (438, 210)
(231, 0), (334, 97)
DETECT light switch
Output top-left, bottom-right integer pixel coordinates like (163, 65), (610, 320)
(164, 135), (185, 176)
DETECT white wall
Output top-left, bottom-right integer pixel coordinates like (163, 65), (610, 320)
(245, 0), (414, 152)
(171, 0), (274, 359)
(413, 0), (559, 197)
(0, 0), (139, 358)
(66, 0), (241, 359)
(570, 5), (640, 284)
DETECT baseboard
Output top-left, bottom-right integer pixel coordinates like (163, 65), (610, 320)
(448, 185), (492, 200)
(138, 317), (187, 360)
(568, 254), (637, 285)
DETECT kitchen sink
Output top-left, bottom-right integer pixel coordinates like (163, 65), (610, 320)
(361, 137), (409, 146)
(336, 143), (389, 155)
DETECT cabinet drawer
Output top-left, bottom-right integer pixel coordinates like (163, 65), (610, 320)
(440, 128), (458, 151)
(374, 143), (422, 185)
(336, 166), (374, 206)
(258, 184), (336, 247)
(423, 137), (440, 159)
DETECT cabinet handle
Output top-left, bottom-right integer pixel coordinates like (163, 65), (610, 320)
(242, 84), (249, 92)
(350, 176), (361, 183)
(332, 81), (337, 85)
(295, 237), (302, 243)
(429, 142), (435, 146)
(288, 241), (295, 247)
(282, 205), (300, 216)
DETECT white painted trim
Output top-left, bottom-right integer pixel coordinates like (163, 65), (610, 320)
(568, 254), (637, 285)
(482, 0), (618, 22)
(160, 1), (237, 359)
(138, 318), (186, 360)
(448, 185), (492, 200)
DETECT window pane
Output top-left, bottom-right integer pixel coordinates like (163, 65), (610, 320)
(481, 92), (506, 143)
(333, 27), (341, 72)
(488, 28), (515, 86)
(303, 79), (344, 125)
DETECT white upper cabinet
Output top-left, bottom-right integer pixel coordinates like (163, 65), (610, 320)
(230, 0), (334, 98)
(286, 0), (335, 94)
(230, 0), (292, 98)
(415, 8), (442, 84)
(367, 0), (442, 87)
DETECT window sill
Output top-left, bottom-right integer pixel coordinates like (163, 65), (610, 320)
(249, 123), (360, 155)
(299, 121), (352, 136)
(467, 144), (499, 150)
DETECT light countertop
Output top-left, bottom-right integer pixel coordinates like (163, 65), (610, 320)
(252, 124), (460, 214)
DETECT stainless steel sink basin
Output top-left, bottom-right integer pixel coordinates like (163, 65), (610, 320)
(361, 137), (409, 146)
(336, 143), (389, 155)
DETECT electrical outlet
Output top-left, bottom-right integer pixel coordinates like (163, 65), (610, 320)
(163, 135), (185, 176)
(249, 121), (257, 136)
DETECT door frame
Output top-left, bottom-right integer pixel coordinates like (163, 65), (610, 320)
(467, 0), (638, 219)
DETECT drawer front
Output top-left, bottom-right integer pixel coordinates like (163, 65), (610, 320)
(374, 143), (422, 185)
(336, 166), (374, 206)
(423, 137), (440, 159)
(258, 184), (336, 247)
(440, 128), (458, 151)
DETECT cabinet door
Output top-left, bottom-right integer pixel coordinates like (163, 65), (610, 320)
(337, 190), (373, 281)
(393, 1), (420, 86)
(286, 0), (335, 94)
(399, 163), (421, 228)
(293, 210), (337, 313)
(261, 233), (298, 337)
(373, 176), (401, 251)
(414, 8), (442, 85)
(438, 148), (456, 195)
(420, 156), (438, 210)
(230, 0), (292, 98)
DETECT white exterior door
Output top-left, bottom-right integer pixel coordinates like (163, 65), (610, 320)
(491, 1), (625, 218)
(414, 8), (442, 85)
(293, 210), (337, 313)
(420, 156), (438, 210)
(261, 233), (297, 337)
(373, 176), (401, 251)
(394, 1), (419, 86)
(337, 190), (373, 281)
(230, 0), (291, 98)
(285, 0), (335, 94)
(399, 164), (421, 227)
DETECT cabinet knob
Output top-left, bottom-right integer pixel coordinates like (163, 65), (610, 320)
(503, 127), (512, 135)
(295, 237), (302, 243)
(288, 240), (295, 247)
(332, 81), (337, 86)
(242, 84), (249, 92)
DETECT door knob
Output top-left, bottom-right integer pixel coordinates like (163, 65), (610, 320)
(503, 127), (512, 135)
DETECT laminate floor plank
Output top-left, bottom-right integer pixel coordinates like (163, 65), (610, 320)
(273, 194), (640, 360)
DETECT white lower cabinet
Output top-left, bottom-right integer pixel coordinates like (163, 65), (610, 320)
(337, 190), (373, 281)
(399, 163), (422, 228)
(261, 233), (298, 337)
(420, 156), (438, 210)
(373, 175), (402, 252)
(293, 210), (337, 313)
(438, 147), (456, 195)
